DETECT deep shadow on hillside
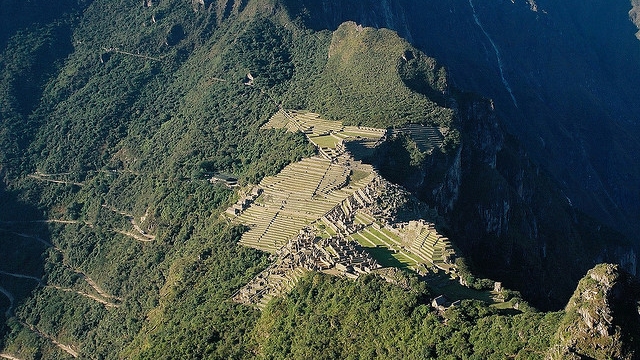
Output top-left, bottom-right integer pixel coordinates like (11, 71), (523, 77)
(0, 0), (91, 49)
(366, 92), (636, 311)
(0, 184), (49, 337)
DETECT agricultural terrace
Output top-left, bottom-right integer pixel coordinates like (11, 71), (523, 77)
(229, 156), (376, 253)
(231, 109), (465, 309)
(350, 219), (455, 275)
(389, 123), (445, 153)
(263, 110), (386, 159)
(238, 109), (457, 272)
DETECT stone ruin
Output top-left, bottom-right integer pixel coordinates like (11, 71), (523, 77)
(232, 227), (381, 309)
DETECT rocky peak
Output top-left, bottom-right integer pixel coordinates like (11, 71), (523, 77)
(549, 264), (640, 359)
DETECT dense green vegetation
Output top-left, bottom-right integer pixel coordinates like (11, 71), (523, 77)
(0, 0), (637, 358)
(288, 21), (456, 131)
(253, 273), (561, 359)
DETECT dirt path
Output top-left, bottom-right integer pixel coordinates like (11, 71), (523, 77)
(0, 271), (43, 285)
(131, 223), (154, 240)
(46, 220), (86, 225)
(0, 286), (15, 318)
(0, 353), (23, 360)
(0, 270), (117, 308)
(80, 274), (122, 301)
(102, 205), (155, 241)
(47, 286), (118, 309)
(19, 321), (79, 358)
(32, 172), (72, 177)
(2, 227), (121, 303)
(113, 230), (154, 242)
(27, 174), (84, 187)
(103, 47), (163, 62)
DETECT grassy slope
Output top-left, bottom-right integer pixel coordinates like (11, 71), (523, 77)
(302, 21), (454, 129)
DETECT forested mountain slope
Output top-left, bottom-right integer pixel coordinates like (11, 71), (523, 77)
(0, 0), (638, 358)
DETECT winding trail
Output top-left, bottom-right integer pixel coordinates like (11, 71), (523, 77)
(0, 353), (23, 360)
(102, 205), (156, 241)
(19, 321), (79, 358)
(0, 262), (119, 308)
(468, 0), (518, 108)
(47, 286), (119, 308)
(1, 229), (121, 303)
(79, 273), (122, 302)
(27, 174), (84, 187)
(102, 47), (164, 62)
(113, 230), (155, 242)
(30, 172), (72, 177)
(0, 271), (43, 285)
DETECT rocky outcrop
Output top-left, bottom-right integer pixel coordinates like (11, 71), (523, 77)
(549, 264), (640, 359)
(433, 145), (460, 214)
(629, 0), (640, 39)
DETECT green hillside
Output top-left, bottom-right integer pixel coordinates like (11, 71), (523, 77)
(299, 21), (453, 129)
(0, 0), (637, 358)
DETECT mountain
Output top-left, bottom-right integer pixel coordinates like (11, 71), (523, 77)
(0, 0), (638, 358)
(283, 0), (640, 243)
(550, 263), (640, 359)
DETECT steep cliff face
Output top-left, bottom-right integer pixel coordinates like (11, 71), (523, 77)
(372, 90), (637, 309)
(630, 0), (640, 38)
(281, 0), (640, 245)
(447, 96), (638, 310)
(549, 264), (640, 359)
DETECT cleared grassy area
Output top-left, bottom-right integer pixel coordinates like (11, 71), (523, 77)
(491, 300), (518, 310)
(401, 251), (424, 267)
(349, 233), (370, 246)
(352, 225), (423, 270)
(310, 135), (340, 148)
(379, 227), (402, 243)
(393, 252), (418, 267)
(349, 170), (370, 183)
(360, 229), (389, 247)
(368, 227), (399, 246)
(364, 247), (409, 269)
